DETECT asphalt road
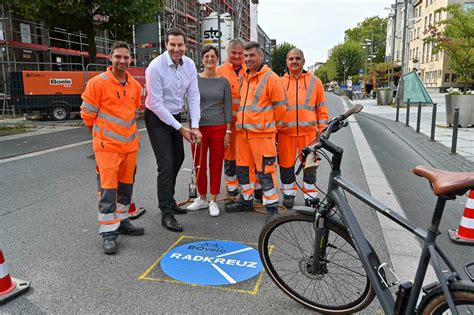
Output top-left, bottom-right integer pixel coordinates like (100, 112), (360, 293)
(2, 93), (473, 314)
(355, 111), (473, 274)
(0, 95), (394, 314)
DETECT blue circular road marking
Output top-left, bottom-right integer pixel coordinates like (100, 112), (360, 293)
(160, 240), (263, 286)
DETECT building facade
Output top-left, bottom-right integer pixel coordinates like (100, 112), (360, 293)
(387, 0), (472, 92)
(385, 0), (404, 63)
(135, 0), (259, 67)
(257, 24), (273, 67)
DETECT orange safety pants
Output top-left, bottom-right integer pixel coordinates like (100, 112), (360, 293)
(235, 134), (278, 207)
(223, 122), (239, 194)
(277, 132), (318, 200)
(95, 150), (137, 235)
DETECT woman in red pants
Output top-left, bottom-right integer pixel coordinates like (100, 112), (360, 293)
(186, 46), (232, 216)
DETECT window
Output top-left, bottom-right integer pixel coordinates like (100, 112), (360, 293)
(464, 2), (474, 10)
(422, 43), (426, 63)
(417, 27), (420, 39)
(429, 13), (432, 26)
(426, 0), (428, 7)
(444, 73), (450, 82)
(452, 74), (457, 82)
(424, 16), (428, 30)
(416, 47), (419, 58)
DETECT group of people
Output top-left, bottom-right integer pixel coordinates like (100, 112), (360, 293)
(80, 27), (328, 255)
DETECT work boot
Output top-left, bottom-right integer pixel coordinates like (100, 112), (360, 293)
(117, 221), (145, 236)
(264, 205), (279, 225)
(305, 197), (319, 207)
(224, 201), (253, 213)
(103, 238), (117, 255)
(283, 195), (295, 209)
(254, 189), (263, 204)
(226, 188), (239, 197)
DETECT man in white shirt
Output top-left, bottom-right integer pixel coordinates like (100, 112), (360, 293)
(145, 27), (202, 232)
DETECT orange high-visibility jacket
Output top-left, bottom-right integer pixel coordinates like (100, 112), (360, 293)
(217, 62), (247, 121)
(236, 65), (288, 138)
(280, 72), (329, 136)
(81, 67), (142, 153)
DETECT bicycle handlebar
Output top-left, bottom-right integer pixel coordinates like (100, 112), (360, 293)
(304, 104), (363, 172)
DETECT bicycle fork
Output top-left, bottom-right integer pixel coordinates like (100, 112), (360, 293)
(311, 213), (329, 275)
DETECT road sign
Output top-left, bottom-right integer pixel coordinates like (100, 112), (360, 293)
(160, 240), (263, 286)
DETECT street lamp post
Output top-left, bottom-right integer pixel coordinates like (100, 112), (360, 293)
(399, 0), (410, 101)
(342, 60), (346, 85)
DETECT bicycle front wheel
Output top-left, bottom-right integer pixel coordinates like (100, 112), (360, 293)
(419, 290), (474, 314)
(258, 212), (375, 314)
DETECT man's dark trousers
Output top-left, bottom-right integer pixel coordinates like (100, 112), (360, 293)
(145, 108), (184, 217)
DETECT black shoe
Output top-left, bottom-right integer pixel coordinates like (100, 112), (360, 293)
(103, 238), (117, 255)
(305, 198), (319, 207)
(161, 215), (183, 232)
(264, 206), (278, 225)
(254, 189), (263, 204)
(283, 196), (295, 209)
(173, 204), (187, 215)
(226, 189), (239, 197)
(117, 221), (145, 236)
(224, 201), (253, 213)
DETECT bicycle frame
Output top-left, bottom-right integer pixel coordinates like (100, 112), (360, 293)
(319, 164), (462, 314)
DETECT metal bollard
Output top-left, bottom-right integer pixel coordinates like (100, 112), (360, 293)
(430, 103), (437, 141)
(451, 108), (460, 154)
(416, 102), (422, 133)
(396, 97), (400, 122)
(405, 98), (411, 126)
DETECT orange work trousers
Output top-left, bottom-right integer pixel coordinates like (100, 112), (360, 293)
(95, 150), (137, 235)
(235, 133), (278, 207)
(277, 132), (318, 200)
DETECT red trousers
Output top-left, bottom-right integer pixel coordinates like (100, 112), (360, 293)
(191, 125), (226, 195)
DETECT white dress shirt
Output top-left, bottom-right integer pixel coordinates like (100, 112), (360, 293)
(145, 52), (200, 130)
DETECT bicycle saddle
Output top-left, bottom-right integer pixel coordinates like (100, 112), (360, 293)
(413, 165), (474, 196)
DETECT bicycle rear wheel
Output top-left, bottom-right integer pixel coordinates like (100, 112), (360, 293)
(419, 290), (474, 314)
(258, 212), (376, 314)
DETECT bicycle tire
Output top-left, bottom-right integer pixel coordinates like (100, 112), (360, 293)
(418, 290), (474, 314)
(258, 212), (376, 314)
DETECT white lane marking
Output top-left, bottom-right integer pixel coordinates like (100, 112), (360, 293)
(0, 128), (147, 164)
(211, 263), (237, 284)
(216, 247), (253, 258)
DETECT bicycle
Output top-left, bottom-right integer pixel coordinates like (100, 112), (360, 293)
(258, 104), (474, 314)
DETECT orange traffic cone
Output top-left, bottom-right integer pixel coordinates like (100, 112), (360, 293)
(448, 190), (474, 245)
(0, 249), (30, 304)
(128, 202), (146, 220)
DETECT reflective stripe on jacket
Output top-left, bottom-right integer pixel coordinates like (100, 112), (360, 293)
(236, 65), (288, 138)
(81, 67), (142, 153)
(217, 62), (246, 121)
(280, 72), (329, 136)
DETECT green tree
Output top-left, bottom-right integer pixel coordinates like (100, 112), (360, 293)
(329, 41), (365, 82)
(315, 64), (328, 83)
(345, 16), (387, 63)
(424, 4), (474, 90)
(12, 0), (161, 63)
(271, 42), (295, 76)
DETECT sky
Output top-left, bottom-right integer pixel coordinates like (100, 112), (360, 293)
(257, 0), (394, 65)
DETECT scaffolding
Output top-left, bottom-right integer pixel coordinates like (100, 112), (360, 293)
(154, 0), (253, 64)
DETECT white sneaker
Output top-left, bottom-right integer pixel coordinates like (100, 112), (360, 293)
(209, 201), (220, 217)
(186, 198), (209, 211)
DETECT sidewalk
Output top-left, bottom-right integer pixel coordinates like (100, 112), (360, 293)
(349, 93), (474, 162)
